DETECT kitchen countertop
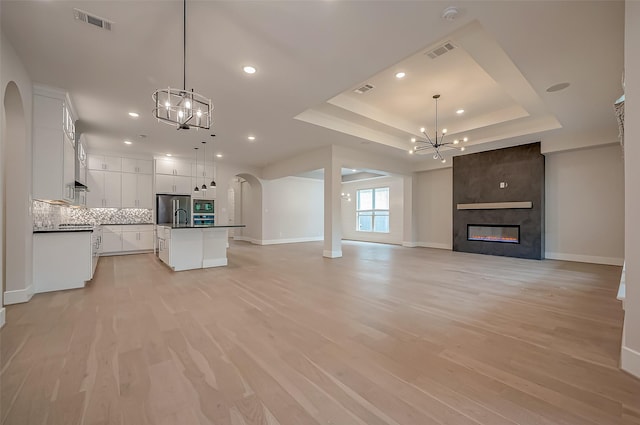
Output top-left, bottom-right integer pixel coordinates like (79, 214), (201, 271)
(102, 223), (154, 226)
(33, 228), (96, 233)
(157, 223), (246, 229)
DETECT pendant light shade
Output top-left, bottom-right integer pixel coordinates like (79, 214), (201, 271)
(193, 147), (199, 192)
(201, 141), (208, 191)
(210, 134), (217, 187)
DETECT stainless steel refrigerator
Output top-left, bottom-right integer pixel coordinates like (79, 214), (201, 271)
(156, 194), (191, 225)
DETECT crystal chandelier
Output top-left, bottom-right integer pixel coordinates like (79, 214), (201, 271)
(152, 0), (212, 130)
(411, 94), (467, 163)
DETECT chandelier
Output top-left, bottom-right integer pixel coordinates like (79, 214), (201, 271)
(152, 0), (212, 130)
(411, 94), (467, 163)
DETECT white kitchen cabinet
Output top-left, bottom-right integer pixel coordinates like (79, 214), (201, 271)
(156, 173), (191, 194)
(122, 173), (152, 208)
(155, 158), (191, 176)
(88, 154), (122, 172)
(86, 169), (121, 207)
(192, 162), (214, 179)
(101, 225), (122, 253)
(32, 87), (77, 203)
(122, 225), (154, 252)
(103, 224), (153, 254)
(157, 227), (170, 265)
(33, 230), (94, 293)
(122, 158), (153, 174)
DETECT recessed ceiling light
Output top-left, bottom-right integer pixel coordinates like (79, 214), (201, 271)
(128, 112), (139, 118)
(395, 72), (406, 79)
(546, 82), (571, 92)
(351, 169), (357, 173)
(247, 135), (256, 141)
(216, 154), (223, 158)
(456, 109), (465, 114)
(124, 140), (132, 145)
(408, 150), (414, 155)
(243, 66), (257, 74)
(166, 153), (172, 157)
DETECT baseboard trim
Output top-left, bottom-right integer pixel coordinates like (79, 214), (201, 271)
(261, 236), (323, 245)
(323, 250), (342, 258)
(417, 242), (452, 250)
(621, 345), (640, 379)
(402, 242), (418, 248)
(0, 307), (5, 329)
(4, 285), (34, 305)
(545, 252), (624, 266)
(233, 236), (260, 245)
(100, 250), (154, 257)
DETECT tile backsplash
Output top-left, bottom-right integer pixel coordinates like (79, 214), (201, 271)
(33, 201), (153, 229)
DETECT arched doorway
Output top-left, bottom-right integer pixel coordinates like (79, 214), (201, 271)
(2, 82), (29, 303)
(231, 173), (263, 244)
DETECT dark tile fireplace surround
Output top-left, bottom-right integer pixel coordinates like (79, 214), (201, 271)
(453, 143), (544, 260)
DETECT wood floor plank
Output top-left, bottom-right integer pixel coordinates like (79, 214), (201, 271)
(1, 241), (638, 425)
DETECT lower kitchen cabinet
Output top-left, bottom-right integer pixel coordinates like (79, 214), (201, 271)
(33, 230), (98, 293)
(102, 224), (154, 255)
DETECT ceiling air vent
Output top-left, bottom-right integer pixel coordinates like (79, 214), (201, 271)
(425, 41), (455, 59)
(73, 8), (113, 31)
(353, 84), (375, 94)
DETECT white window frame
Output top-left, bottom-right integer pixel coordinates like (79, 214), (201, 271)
(356, 187), (390, 233)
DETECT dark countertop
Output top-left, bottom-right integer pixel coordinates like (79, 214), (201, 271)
(101, 223), (154, 226)
(33, 228), (95, 234)
(157, 223), (246, 229)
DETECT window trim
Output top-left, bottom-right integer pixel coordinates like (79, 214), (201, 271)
(355, 187), (390, 233)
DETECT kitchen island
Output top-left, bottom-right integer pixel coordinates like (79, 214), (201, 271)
(156, 224), (245, 271)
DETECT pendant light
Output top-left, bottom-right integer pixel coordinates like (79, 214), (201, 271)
(193, 147), (199, 192)
(410, 94), (467, 162)
(152, 0), (212, 130)
(200, 141), (208, 191)
(210, 134), (217, 187)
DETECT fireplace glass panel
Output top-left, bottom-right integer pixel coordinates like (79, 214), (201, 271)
(468, 225), (519, 244)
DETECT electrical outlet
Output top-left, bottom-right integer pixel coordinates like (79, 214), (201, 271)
(500, 182), (508, 189)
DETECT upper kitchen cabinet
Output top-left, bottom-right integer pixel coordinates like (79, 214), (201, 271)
(155, 158), (192, 194)
(86, 169), (121, 208)
(32, 85), (76, 203)
(122, 173), (152, 209)
(155, 158), (191, 176)
(87, 154), (121, 172)
(122, 158), (152, 174)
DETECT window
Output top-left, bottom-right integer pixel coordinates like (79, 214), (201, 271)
(356, 187), (389, 233)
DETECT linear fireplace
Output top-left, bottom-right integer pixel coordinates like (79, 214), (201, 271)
(468, 225), (519, 244)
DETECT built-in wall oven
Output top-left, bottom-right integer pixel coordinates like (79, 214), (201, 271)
(192, 199), (214, 226)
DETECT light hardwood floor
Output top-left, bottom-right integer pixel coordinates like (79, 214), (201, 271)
(1, 240), (639, 425)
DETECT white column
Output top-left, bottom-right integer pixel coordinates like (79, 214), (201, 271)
(323, 153), (342, 258)
(402, 173), (418, 247)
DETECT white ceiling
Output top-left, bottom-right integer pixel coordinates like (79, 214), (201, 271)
(1, 1), (625, 170)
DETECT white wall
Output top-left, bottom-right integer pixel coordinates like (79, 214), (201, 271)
(238, 179), (261, 242)
(341, 176), (404, 245)
(622, 0), (640, 378)
(545, 144), (625, 265)
(1, 30), (34, 312)
(262, 176), (324, 244)
(416, 167), (453, 249)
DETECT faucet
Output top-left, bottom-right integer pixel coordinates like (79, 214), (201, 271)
(174, 208), (188, 225)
